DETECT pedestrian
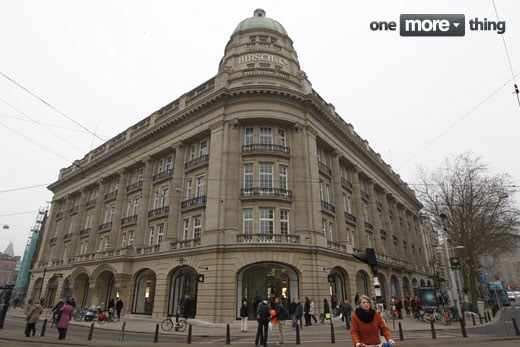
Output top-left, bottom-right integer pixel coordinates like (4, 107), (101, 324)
(56, 299), (74, 339)
(255, 299), (270, 347)
(115, 297), (124, 321)
(351, 295), (395, 347)
(240, 300), (249, 332)
(403, 297), (410, 316)
(303, 296), (311, 326)
(309, 298), (318, 323)
(289, 298), (296, 321)
(322, 298), (331, 322)
(354, 292), (360, 306)
(293, 299), (303, 329)
(342, 299), (352, 329)
(24, 298), (43, 337)
(52, 298), (65, 324)
(273, 297), (286, 345)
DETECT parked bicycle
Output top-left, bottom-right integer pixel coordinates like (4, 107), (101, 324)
(161, 316), (187, 332)
(422, 307), (452, 325)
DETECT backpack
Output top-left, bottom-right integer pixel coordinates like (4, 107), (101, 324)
(257, 302), (271, 322)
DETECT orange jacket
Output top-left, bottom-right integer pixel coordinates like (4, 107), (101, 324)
(350, 310), (392, 345)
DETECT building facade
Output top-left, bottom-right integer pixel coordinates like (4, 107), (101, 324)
(28, 9), (433, 322)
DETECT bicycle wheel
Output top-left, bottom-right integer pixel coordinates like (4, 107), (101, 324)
(175, 320), (186, 332)
(161, 318), (173, 331)
(423, 312), (432, 322)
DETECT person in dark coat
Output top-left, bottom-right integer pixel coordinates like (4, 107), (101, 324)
(240, 300), (249, 332)
(115, 298), (124, 321)
(304, 296), (311, 326)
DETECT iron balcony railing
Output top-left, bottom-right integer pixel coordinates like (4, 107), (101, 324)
(344, 212), (357, 223)
(318, 161), (332, 176)
(104, 190), (118, 201)
(341, 177), (353, 190)
(121, 215), (138, 225)
(153, 168), (173, 182)
(240, 187), (292, 198)
(241, 144), (290, 155)
(185, 154), (209, 170)
(321, 200), (335, 213)
(181, 195), (207, 209)
(148, 206), (170, 218)
(126, 181), (144, 192)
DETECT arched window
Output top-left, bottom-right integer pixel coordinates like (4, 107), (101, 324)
(133, 269), (156, 315)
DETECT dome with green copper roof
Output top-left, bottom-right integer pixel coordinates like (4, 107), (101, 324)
(232, 9), (288, 36)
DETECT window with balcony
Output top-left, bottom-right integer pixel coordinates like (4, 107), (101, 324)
(280, 209), (289, 234)
(279, 164), (288, 191)
(259, 127), (272, 144)
(128, 230), (134, 246)
(243, 209), (253, 235)
(244, 164), (253, 189)
(196, 175), (205, 197)
(245, 127), (254, 145)
(278, 129), (286, 147)
(148, 226), (155, 247)
(183, 218), (189, 240)
(260, 208), (274, 235)
(193, 215), (202, 239)
(260, 163), (273, 190)
(153, 154), (173, 181)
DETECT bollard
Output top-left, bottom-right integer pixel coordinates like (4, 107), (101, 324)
(87, 322), (95, 341)
(471, 314), (476, 326)
(487, 310), (491, 322)
(430, 320), (436, 339)
(119, 321), (126, 341)
(484, 312), (488, 323)
(226, 323), (230, 345)
(40, 318), (47, 337)
(478, 314), (483, 325)
(153, 323), (159, 343)
(512, 318), (520, 336)
(330, 319), (335, 344)
(398, 322), (404, 341)
(460, 316), (467, 338)
(296, 323), (301, 345)
(187, 324), (192, 344)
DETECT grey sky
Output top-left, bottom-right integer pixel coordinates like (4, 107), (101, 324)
(1, 0), (519, 255)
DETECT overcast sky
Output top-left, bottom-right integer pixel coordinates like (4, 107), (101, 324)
(1, 0), (519, 256)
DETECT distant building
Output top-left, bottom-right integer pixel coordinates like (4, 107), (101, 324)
(28, 9), (433, 321)
(0, 242), (20, 286)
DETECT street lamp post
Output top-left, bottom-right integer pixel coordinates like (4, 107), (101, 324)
(439, 214), (463, 321)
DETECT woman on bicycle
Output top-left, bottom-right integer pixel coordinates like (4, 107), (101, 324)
(351, 295), (395, 347)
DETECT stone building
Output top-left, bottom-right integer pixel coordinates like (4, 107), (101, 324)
(28, 9), (433, 322)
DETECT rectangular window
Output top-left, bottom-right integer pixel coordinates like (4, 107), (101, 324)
(259, 127), (272, 144)
(319, 180), (324, 201)
(157, 224), (164, 244)
(128, 231), (134, 246)
(243, 209), (253, 234)
(279, 164), (288, 190)
(104, 204), (115, 223)
(193, 216), (202, 239)
(244, 164), (254, 189)
(245, 127), (254, 145)
(153, 191), (160, 209)
(157, 155), (173, 173)
(328, 222), (334, 241)
(325, 183), (331, 203)
(278, 129), (286, 147)
(132, 197), (139, 215)
(183, 219), (190, 240)
(280, 209), (289, 234)
(121, 232), (127, 248)
(196, 175), (205, 197)
(186, 178), (192, 199)
(148, 226), (155, 246)
(190, 145), (196, 160)
(199, 140), (208, 156)
(322, 219), (327, 234)
(104, 236), (110, 250)
(259, 163), (273, 189)
(161, 187), (169, 207)
(259, 208), (274, 234)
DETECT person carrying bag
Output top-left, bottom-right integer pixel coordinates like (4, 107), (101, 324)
(350, 295), (395, 347)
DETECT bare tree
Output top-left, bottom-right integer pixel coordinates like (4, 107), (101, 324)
(417, 152), (520, 307)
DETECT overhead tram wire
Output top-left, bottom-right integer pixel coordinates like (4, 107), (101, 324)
(397, 71), (520, 171)
(492, 0), (520, 108)
(0, 71), (155, 170)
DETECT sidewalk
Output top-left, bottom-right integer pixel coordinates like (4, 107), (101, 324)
(1, 307), (515, 347)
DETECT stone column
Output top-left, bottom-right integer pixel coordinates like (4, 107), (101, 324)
(166, 142), (185, 242)
(330, 150), (347, 245)
(88, 178), (109, 253)
(351, 167), (365, 249)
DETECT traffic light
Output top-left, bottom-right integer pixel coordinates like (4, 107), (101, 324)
(354, 248), (377, 266)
